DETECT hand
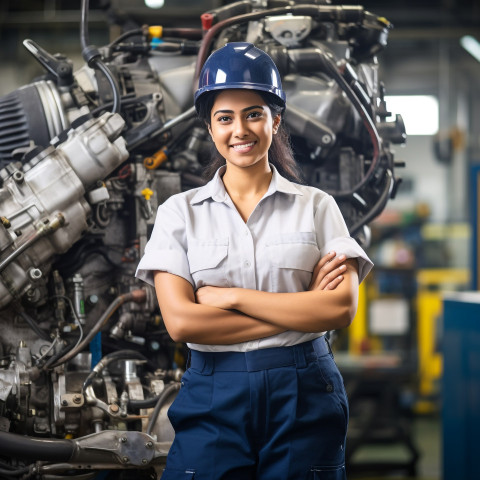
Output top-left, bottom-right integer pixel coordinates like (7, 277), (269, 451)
(195, 286), (236, 310)
(308, 252), (347, 291)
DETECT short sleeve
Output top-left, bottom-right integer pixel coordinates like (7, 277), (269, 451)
(314, 195), (373, 283)
(135, 199), (193, 287)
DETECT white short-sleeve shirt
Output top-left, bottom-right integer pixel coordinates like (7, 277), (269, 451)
(136, 164), (373, 352)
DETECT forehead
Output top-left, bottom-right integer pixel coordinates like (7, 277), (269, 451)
(212, 89), (267, 110)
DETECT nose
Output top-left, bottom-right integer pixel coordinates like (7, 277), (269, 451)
(233, 117), (249, 138)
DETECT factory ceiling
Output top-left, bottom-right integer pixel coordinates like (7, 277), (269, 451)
(0, 0), (478, 33)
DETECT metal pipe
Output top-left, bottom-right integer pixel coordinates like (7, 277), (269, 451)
(48, 289), (147, 368)
(0, 213), (65, 273)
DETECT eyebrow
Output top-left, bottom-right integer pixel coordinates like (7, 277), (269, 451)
(213, 105), (264, 117)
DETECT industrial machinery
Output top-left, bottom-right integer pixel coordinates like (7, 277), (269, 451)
(0, 0), (405, 478)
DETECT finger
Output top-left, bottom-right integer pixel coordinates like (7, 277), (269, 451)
(310, 254), (346, 290)
(317, 263), (347, 290)
(317, 251), (336, 269)
(324, 275), (344, 290)
(309, 252), (336, 289)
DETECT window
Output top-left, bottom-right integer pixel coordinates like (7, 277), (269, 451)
(385, 95), (439, 136)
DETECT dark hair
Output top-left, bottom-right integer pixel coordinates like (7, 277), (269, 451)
(197, 90), (304, 184)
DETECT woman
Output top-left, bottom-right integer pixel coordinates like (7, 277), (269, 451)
(136, 42), (373, 480)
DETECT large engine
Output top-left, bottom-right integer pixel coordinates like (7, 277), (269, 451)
(0, 1), (405, 478)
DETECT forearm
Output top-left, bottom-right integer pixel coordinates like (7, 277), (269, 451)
(232, 289), (352, 332)
(232, 261), (359, 332)
(154, 272), (285, 344)
(166, 302), (286, 344)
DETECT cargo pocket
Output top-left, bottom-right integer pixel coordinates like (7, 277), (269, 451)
(266, 232), (320, 291)
(187, 237), (229, 289)
(311, 464), (346, 479)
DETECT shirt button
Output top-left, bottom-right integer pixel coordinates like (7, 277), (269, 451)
(244, 229), (249, 236)
(244, 260), (251, 268)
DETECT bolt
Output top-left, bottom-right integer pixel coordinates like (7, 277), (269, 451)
(321, 134), (332, 145)
(62, 399), (68, 406)
(122, 456), (129, 464)
(142, 459), (148, 465)
(73, 394), (82, 404)
(109, 404), (119, 413)
(120, 436), (127, 443)
(145, 441), (153, 449)
(29, 268), (42, 281)
(13, 171), (24, 184)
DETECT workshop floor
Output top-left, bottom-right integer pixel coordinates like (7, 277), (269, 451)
(348, 415), (441, 480)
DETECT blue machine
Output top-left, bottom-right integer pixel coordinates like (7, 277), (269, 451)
(443, 293), (480, 480)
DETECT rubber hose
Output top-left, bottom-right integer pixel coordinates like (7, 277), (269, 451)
(0, 431), (73, 461)
(146, 382), (181, 435)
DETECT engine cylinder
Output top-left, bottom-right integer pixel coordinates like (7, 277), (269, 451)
(0, 81), (67, 165)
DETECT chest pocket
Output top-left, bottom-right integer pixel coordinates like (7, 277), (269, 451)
(187, 237), (230, 289)
(266, 232), (321, 292)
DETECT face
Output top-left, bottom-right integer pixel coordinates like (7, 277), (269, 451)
(208, 89), (281, 171)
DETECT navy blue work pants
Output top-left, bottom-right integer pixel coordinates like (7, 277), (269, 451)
(161, 336), (348, 479)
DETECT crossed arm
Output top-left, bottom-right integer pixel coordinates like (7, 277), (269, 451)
(154, 252), (359, 345)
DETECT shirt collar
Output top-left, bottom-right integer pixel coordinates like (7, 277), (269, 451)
(189, 163), (303, 205)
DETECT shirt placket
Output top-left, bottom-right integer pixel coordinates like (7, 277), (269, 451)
(241, 221), (256, 290)
(221, 195), (257, 290)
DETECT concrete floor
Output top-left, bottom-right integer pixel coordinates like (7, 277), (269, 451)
(347, 415), (441, 480)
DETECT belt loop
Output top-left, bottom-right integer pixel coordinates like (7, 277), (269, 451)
(325, 335), (333, 355)
(186, 348), (192, 370)
(201, 353), (214, 375)
(293, 343), (307, 369)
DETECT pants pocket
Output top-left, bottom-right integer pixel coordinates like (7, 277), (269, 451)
(161, 467), (195, 479)
(311, 464), (346, 479)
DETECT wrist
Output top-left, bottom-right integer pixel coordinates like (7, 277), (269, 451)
(229, 287), (241, 310)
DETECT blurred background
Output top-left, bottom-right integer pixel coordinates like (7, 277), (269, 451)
(0, 1), (479, 479)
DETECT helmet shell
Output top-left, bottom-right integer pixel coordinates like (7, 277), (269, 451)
(194, 42), (286, 112)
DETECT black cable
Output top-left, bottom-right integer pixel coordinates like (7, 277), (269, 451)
(146, 382), (181, 435)
(314, 54), (382, 198)
(80, 0), (89, 52)
(15, 308), (50, 342)
(42, 334), (80, 370)
(94, 59), (121, 114)
(80, 0), (121, 114)
(89, 93), (137, 116)
(0, 466), (30, 477)
(350, 169), (393, 236)
(107, 28), (143, 48)
(128, 395), (161, 410)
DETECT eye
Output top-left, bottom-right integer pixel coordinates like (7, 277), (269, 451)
(247, 111), (263, 119)
(216, 115), (232, 123)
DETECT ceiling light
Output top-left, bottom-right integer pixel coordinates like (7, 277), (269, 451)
(144, 0), (165, 8)
(460, 35), (480, 63)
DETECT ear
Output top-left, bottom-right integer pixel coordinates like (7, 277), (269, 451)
(273, 114), (281, 134)
(206, 122), (213, 138)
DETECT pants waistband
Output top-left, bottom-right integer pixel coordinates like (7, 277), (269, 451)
(189, 335), (331, 374)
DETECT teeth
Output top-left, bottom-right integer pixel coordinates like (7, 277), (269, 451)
(232, 142), (255, 151)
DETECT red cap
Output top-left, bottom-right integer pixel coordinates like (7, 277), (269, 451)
(201, 13), (214, 31)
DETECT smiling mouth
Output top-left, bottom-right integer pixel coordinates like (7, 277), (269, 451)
(231, 141), (256, 152)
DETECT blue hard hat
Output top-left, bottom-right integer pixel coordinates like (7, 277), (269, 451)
(194, 42), (286, 112)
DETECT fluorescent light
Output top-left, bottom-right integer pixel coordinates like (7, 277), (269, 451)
(460, 35), (480, 63)
(145, 0), (165, 8)
(385, 95), (439, 136)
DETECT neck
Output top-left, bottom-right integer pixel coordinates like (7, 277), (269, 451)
(222, 161), (272, 199)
